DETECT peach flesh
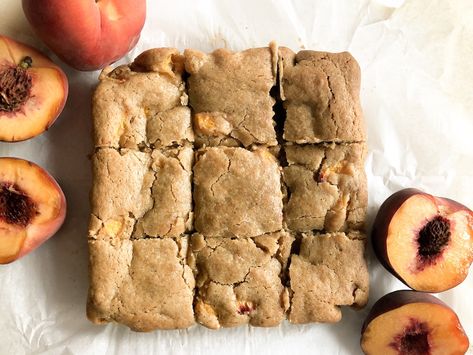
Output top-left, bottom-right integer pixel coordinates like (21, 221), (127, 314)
(361, 290), (469, 355)
(0, 35), (68, 142)
(237, 303), (254, 315)
(372, 188), (421, 271)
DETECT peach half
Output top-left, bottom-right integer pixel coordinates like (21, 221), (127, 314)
(361, 290), (469, 355)
(0, 35), (68, 142)
(0, 157), (66, 264)
(372, 188), (473, 292)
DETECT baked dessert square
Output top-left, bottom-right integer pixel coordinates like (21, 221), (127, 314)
(185, 47), (278, 147)
(89, 44), (369, 331)
(190, 231), (293, 329)
(87, 237), (195, 331)
(89, 146), (193, 240)
(288, 231), (369, 324)
(89, 148), (153, 240)
(93, 48), (193, 149)
(193, 147), (283, 238)
(279, 48), (365, 143)
(283, 143), (367, 233)
(134, 147), (193, 238)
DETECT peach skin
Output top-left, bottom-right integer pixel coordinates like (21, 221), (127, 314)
(22, 0), (146, 71)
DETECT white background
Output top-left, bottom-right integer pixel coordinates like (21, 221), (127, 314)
(1, 0), (473, 354)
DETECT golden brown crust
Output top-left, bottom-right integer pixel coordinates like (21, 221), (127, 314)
(93, 48), (193, 150)
(131, 48), (185, 79)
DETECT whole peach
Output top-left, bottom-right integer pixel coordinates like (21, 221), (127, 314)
(22, 0), (146, 71)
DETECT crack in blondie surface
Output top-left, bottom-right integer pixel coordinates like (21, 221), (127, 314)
(193, 147), (283, 238)
(87, 237), (195, 331)
(280, 49), (365, 143)
(282, 143), (367, 233)
(185, 47), (278, 148)
(191, 232), (293, 329)
(287, 232), (369, 324)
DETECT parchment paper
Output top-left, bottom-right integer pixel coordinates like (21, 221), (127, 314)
(1, 0), (472, 354)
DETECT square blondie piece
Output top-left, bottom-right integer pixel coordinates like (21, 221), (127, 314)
(193, 147), (283, 238)
(190, 231), (293, 329)
(93, 48), (193, 149)
(283, 143), (367, 233)
(280, 48), (365, 143)
(87, 237), (195, 331)
(89, 146), (193, 240)
(185, 47), (278, 147)
(288, 231), (369, 324)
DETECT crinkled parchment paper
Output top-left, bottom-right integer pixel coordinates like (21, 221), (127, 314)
(0, 0), (472, 354)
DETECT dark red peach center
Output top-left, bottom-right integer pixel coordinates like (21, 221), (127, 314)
(0, 57), (33, 112)
(390, 318), (431, 355)
(0, 182), (37, 227)
(417, 216), (450, 260)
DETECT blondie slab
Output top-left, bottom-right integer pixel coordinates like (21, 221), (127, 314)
(89, 146), (193, 240)
(193, 147), (283, 238)
(89, 45), (369, 332)
(185, 47), (278, 147)
(288, 231), (369, 324)
(190, 231), (293, 329)
(279, 48), (365, 143)
(93, 48), (193, 149)
(87, 237), (195, 331)
(283, 143), (367, 232)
